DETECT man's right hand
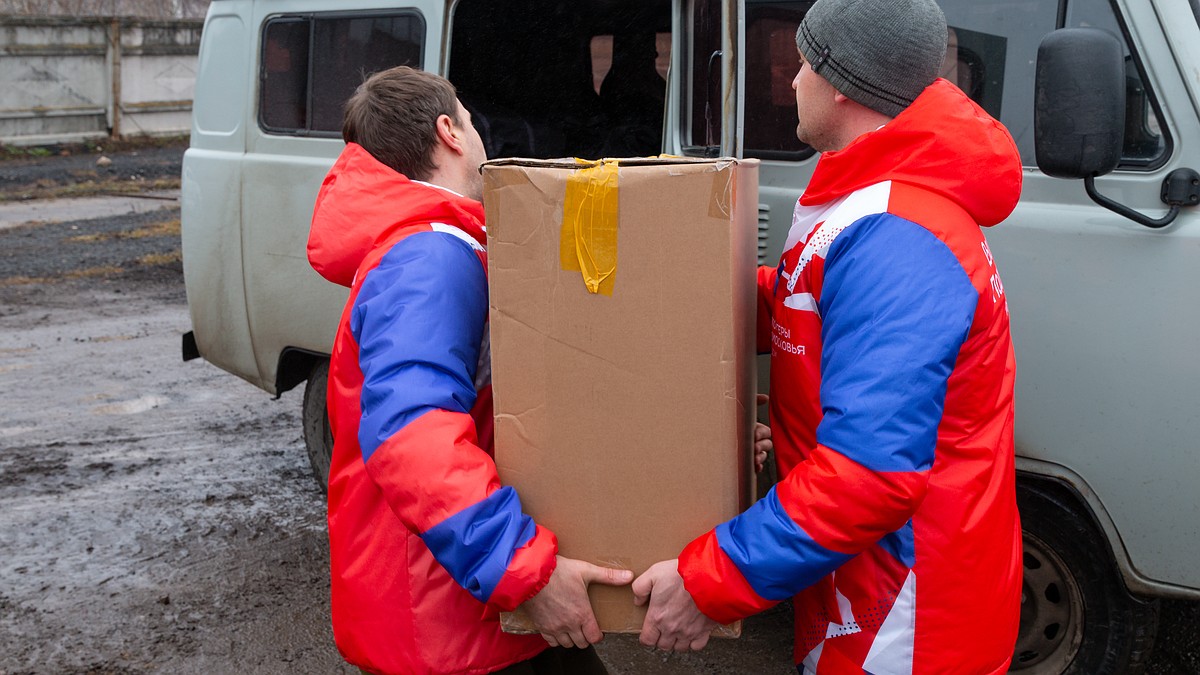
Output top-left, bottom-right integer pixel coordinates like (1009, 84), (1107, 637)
(520, 555), (633, 648)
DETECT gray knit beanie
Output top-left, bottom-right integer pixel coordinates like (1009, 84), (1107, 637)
(796, 0), (947, 118)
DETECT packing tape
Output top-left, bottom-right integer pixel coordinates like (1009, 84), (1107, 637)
(710, 167), (734, 220)
(561, 159), (619, 296)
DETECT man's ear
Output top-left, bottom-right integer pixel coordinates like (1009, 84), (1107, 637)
(435, 114), (467, 156)
(832, 91), (850, 104)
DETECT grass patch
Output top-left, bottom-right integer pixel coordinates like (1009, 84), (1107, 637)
(138, 249), (182, 265)
(0, 176), (181, 203)
(0, 249), (179, 287)
(0, 265), (122, 286)
(67, 218), (181, 243)
(137, 250), (182, 266)
(0, 275), (50, 287)
(0, 134), (189, 162)
(65, 265), (125, 279)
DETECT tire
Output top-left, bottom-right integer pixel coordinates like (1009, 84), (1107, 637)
(1010, 482), (1160, 674)
(302, 359), (333, 494)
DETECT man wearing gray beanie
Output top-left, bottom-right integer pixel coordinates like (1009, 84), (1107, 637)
(634, 0), (1025, 672)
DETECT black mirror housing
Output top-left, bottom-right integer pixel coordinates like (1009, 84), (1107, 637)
(1034, 28), (1126, 179)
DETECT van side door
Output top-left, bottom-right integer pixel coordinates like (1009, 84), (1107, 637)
(988, 0), (1200, 593)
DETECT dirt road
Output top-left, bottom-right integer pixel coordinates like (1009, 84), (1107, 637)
(0, 143), (795, 674)
(0, 143), (1196, 674)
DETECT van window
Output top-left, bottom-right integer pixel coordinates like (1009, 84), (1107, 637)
(734, 1), (1035, 162)
(940, 0), (1166, 168)
(743, 0), (815, 160)
(681, 0), (723, 156)
(449, 0), (670, 160)
(260, 12), (425, 136)
(1065, 0), (1168, 167)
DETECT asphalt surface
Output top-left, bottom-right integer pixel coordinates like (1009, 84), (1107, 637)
(0, 142), (1197, 674)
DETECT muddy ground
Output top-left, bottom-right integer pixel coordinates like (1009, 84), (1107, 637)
(0, 141), (1196, 674)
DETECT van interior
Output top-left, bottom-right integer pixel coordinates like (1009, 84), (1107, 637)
(448, 0), (671, 160)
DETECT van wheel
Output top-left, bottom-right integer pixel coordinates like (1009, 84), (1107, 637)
(302, 360), (333, 494)
(1010, 483), (1159, 674)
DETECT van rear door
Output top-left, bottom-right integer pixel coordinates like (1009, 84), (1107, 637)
(239, 1), (440, 390)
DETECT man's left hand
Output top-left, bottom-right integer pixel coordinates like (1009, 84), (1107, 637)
(521, 555), (631, 648)
(754, 422), (772, 473)
(632, 559), (719, 652)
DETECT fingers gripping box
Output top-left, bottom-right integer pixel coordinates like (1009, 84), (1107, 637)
(483, 157), (759, 635)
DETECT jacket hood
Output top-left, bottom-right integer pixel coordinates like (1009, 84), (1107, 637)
(308, 143), (487, 287)
(800, 79), (1022, 227)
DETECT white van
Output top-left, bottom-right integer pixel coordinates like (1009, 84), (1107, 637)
(181, 1), (1200, 672)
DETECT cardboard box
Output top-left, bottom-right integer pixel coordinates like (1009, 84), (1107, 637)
(483, 157), (759, 635)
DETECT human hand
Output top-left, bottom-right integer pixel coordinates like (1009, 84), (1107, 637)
(632, 559), (719, 652)
(520, 555), (633, 648)
(755, 394), (772, 473)
(754, 422), (773, 473)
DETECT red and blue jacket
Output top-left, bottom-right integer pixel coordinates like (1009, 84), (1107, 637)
(308, 143), (556, 675)
(679, 79), (1024, 673)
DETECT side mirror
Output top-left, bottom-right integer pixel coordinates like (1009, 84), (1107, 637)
(1034, 28), (1125, 179)
(1035, 28), (1200, 229)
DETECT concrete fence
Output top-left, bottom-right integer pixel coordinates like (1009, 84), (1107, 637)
(0, 16), (201, 145)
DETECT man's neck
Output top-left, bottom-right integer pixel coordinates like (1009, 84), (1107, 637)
(425, 162), (479, 202)
(413, 179), (466, 198)
(830, 107), (895, 152)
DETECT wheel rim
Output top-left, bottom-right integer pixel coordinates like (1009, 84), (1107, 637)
(1010, 531), (1085, 672)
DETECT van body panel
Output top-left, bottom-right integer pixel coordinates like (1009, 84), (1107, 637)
(182, 3), (260, 388)
(663, 0), (685, 157)
(185, 0), (445, 392)
(181, 147), (260, 388)
(238, 149), (346, 388)
(724, 0), (741, 158)
(984, 3), (1200, 589)
(190, 8), (249, 145)
(1016, 456), (1200, 601)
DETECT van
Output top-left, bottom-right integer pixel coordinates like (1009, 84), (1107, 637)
(180, 0), (1200, 672)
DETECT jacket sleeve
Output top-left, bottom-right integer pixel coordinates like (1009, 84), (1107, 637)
(756, 264), (778, 355)
(351, 231), (556, 612)
(680, 214), (979, 623)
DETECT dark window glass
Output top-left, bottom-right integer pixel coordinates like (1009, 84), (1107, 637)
(741, 0), (1021, 162)
(449, 0), (670, 160)
(943, 26), (1007, 120)
(259, 12), (425, 136)
(940, 1), (1058, 165)
(1065, 0), (1168, 167)
(743, 0), (815, 160)
(261, 19), (310, 131)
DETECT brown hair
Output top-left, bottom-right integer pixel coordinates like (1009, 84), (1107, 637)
(342, 66), (461, 181)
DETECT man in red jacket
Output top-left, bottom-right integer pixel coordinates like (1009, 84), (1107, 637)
(308, 66), (630, 675)
(633, 0), (1024, 672)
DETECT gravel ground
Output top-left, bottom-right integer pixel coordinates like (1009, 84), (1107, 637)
(0, 141), (182, 202)
(0, 141), (1196, 674)
(0, 141), (796, 675)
